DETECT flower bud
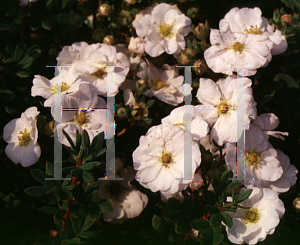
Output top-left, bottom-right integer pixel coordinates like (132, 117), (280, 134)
(99, 3), (112, 16)
(136, 79), (148, 93)
(128, 37), (146, 54)
(193, 59), (207, 75)
(103, 35), (115, 46)
(117, 107), (128, 118)
(124, 0), (136, 4)
(131, 102), (148, 120)
(187, 7), (200, 19)
(180, 48), (195, 65)
(195, 20), (209, 40)
(189, 173), (204, 191)
(117, 10), (133, 26)
(281, 14), (293, 25)
(293, 197), (300, 213)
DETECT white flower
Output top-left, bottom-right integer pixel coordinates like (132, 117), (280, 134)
(204, 29), (273, 76)
(128, 37), (146, 54)
(253, 113), (288, 140)
(161, 105), (209, 141)
(133, 3), (191, 57)
(124, 0), (136, 4)
(132, 7), (153, 30)
(225, 187), (285, 245)
(99, 166), (148, 224)
(20, 0), (37, 6)
(123, 89), (136, 107)
(51, 83), (113, 147)
(3, 107), (41, 167)
(141, 59), (185, 106)
(133, 124), (201, 194)
(225, 124), (283, 187)
(260, 149), (298, 194)
(196, 75), (257, 145)
(219, 7), (287, 56)
(31, 65), (83, 107)
(57, 42), (130, 96)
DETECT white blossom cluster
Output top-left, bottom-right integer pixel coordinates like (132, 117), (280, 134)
(2, 3), (298, 241)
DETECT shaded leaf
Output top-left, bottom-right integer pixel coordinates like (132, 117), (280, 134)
(204, 205), (220, 214)
(98, 199), (113, 213)
(166, 198), (184, 211)
(152, 215), (164, 236)
(164, 211), (186, 222)
(82, 171), (94, 183)
(25, 186), (49, 197)
(235, 189), (252, 203)
(220, 212), (233, 228)
(39, 206), (60, 214)
(210, 213), (222, 226)
(80, 162), (101, 171)
(191, 218), (209, 231)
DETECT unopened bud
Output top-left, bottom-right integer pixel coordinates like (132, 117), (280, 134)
(195, 21), (209, 40)
(99, 3), (112, 16)
(281, 14), (293, 25)
(180, 48), (195, 65)
(103, 35), (115, 46)
(117, 10), (133, 26)
(117, 107), (128, 118)
(293, 197), (300, 213)
(131, 101), (148, 120)
(124, 0), (136, 4)
(193, 60), (207, 75)
(189, 173), (203, 191)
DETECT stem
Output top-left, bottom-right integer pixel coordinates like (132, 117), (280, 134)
(62, 153), (83, 231)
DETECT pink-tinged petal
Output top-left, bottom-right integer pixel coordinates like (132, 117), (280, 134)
(19, 142), (41, 167)
(284, 164), (298, 178)
(5, 142), (20, 164)
(269, 177), (291, 193)
(145, 42), (164, 57)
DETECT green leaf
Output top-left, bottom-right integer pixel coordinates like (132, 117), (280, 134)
(39, 206), (60, 214)
(164, 211), (186, 222)
(187, 39), (193, 49)
(220, 212), (233, 228)
(46, 162), (54, 177)
(83, 148), (106, 162)
(81, 216), (96, 232)
(0, 89), (15, 102)
(31, 169), (59, 187)
(235, 189), (253, 203)
(16, 55), (34, 69)
(62, 175), (72, 186)
(71, 168), (82, 177)
(210, 213), (222, 226)
(274, 73), (299, 88)
(183, 198), (194, 215)
(175, 219), (191, 235)
(54, 213), (63, 230)
(221, 189), (227, 204)
(63, 130), (76, 151)
(89, 131), (104, 152)
(144, 117), (152, 124)
(200, 226), (213, 240)
(226, 181), (241, 196)
(63, 166), (77, 174)
(156, 201), (167, 209)
(0, 22), (15, 31)
(70, 210), (81, 236)
(152, 215), (164, 236)
(87, 190), (101, 204)
(212, 226), (224, 245)
(84, 182), (99, 195)
(15, 71), (30, 78)
(45, 0), (62, 12)
(60, 188), (73, 201)
(50, 13), (74, 24)
(29, 19), (41, 31)
(98, 199), (113, 213)
(82, 171), (94, 183)
(38, 193), (57, 204)
(41, 18), (54, 30)
(146, 100), (155, 108)
(80, 162), (101, 171)
(25, 186), (49, 197)
(205, 205), (220, 214)
(139, 229), (158, 239)
(77, 230), (100, 239)
(75, 130), (82, 153)
(166, 198), (184, 211)
(81, 129), (90, 149)
(61, 238), (81, 245)
(191, 218), (209, 231)
(14, 42), (26, 62)
(220, 170), (233, 185)
(202, 190), (218, 204)
(211, 178), (222, 196)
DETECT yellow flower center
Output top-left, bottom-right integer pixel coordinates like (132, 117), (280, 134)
(151, 77), (168, 91)
(18, 128), (31, 146)
(243, 208), (260, 224)
(244, 25), (262, 35)
(216, 99), (231, 115)
(93, 63), (107, 78)
(74, 111), (88, 126)
(158, 23), (174, 38)
(230, 42), (244, 53)
(159, 148), (173, 167)
(245, 149), (262, 168)
(173, 122), (185, 126)
(53, 82), (70, 93)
